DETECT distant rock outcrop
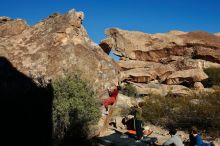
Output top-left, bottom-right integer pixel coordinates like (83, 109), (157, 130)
(214, 33), (220, 37)
(0, 10), (119, 93)
(100, 28), (220, 96)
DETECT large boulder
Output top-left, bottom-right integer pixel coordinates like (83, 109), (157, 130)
(0, 10), (120, 142)
(100, 28), (220, 95)
(100, 28), (220, 63)
(0, 10), (119, 93)
(120, 68), (158, 83)
(130, 82), (192, 97)
(165, 69), (208, 85)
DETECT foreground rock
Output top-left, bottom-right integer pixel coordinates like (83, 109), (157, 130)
(0, 10), (119, 92)
(0, 10), (120, 140)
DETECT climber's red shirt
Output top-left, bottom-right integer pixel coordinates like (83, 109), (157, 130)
(102, 88), (119, 107)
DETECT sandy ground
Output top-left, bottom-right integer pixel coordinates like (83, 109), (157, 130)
(99, 118), (220, 146)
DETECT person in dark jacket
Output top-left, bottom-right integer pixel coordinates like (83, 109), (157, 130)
(189, 126), (204, 146)
(188, 127), (196, 146)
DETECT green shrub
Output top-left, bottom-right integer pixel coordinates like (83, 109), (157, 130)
(52, 74), (101, 144)
(121, 83), (138, 97)
(202, 67), (220, 87)
(142, 91), (220, 137)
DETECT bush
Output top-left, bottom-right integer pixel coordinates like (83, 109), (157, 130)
(202, 67), (220, 87)
(142, 91), (220, 137)
(121, 83), (138, 97)
(52, 74), (101, 144)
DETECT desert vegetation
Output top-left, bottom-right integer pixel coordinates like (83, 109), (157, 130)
(202, 67), (220, 87)
(52, 74), (101, 145)
(121, 83), (138, 97)
(141, 88), (220, 138)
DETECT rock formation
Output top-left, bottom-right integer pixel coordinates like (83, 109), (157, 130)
(0, 10), (120, 141)
(100, 28), (220, 96)
(0, 10), (119, 93)
(1, 9), (220, 143)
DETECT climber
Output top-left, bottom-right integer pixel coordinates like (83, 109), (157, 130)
(102, 85), (120, 115)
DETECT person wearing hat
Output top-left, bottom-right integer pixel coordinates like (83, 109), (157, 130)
(129, 101), (145, 141)
(163, 127), (184, 146)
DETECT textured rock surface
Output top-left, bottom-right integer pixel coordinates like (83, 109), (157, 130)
(194, 82), (204, 90)
(0, 10), (119, 93)
(131, 82), (192, 96)
(0, 10), (121, 140)
(0, 16), (28, 37)
(166, 69), (208, 85)
(101, 28), (220, 63)
(100, 28), (220, 95)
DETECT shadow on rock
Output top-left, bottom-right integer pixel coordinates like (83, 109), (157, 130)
(0, 57), (53, 146)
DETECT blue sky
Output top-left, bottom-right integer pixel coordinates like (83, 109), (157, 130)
(1, 0), (219, 60)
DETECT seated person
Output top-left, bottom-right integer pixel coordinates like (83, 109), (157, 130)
(189, 126), (210, 146)
(122, 115), (153, 137)
(122, 116), (135, 131)
(163, 127), (184, 146)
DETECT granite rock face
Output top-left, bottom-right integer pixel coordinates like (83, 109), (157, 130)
(0, 16), (28, 37)
(0, 10), (122, 140)
(0, 10), (120, 93)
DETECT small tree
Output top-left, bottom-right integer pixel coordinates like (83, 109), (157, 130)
(121, 83), (138, 97)
(202, 67), (220, 87)
(52, 74), (101, 144)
